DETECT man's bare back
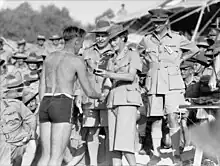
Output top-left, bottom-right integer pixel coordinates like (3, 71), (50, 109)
(42, 50), (101, 99)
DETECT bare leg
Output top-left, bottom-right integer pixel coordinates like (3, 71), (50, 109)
(111, 151), (122, 166)
(37, 122), (51, 166)
(151, 119), (162, 157)
(48, 123), (72, 166)
(86, 127), (100, 166)
(124, 152), (136, 166)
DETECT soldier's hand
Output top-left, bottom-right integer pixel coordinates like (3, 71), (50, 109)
(94, 69), (110, 78)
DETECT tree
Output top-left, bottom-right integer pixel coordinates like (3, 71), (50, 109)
(0, 2), (86, 43)
(95, 8), (115, 23)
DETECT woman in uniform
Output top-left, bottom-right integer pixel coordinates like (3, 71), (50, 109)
(95, 24), (143, 166)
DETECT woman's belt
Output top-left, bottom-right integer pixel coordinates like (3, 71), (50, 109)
(113, 81), (132, 88)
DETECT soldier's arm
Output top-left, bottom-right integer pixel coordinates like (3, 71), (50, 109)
(180, 35), (200, 62)
(106, 51), (142, 81)
(74, 57), (101, 99)
(19, 100), (37, 139)
(83, 49), (97, 70)
(38, 63), (46, 101)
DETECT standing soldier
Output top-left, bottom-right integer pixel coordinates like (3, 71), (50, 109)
(138, 9), (199, 165)
(80, 19), (112, 166)
(49, 34), (63, 53)
(11, 39), (29, 71)
(31, 35), (49, 60)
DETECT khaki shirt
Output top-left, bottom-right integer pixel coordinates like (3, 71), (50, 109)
(138, 29), (199, 94)
(0, 99), (36, 144)
(81, 45), (112, 110)
(105, 47), (143, 107)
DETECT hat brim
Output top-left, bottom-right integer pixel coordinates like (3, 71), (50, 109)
(7, 82), (24, 89)
(151, 18), (168, 22)
(197, 42), (209, 47)
(17, 42), (26, 45)
(49, 37), (61, 40)
(25, 59), (43, 63)
(12, 56), (28, 59)
(89, 26), (110, 33)
(37, 38), (46, 41)
(109, 28), (128, 40)
(23, 92), (38, 104)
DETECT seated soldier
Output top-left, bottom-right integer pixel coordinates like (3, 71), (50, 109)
(0, 75), (37, 166)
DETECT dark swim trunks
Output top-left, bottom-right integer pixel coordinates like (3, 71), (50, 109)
(39, 94), (74, 123)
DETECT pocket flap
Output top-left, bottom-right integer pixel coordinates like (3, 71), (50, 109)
(126, 85), (139, 91)
(167, 66), (179, 75)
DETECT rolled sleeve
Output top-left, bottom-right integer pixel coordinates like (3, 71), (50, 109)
(19, 100), (37, 139)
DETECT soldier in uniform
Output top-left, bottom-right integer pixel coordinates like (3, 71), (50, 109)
(30, 35), (49, 59)
(0, 58), (23, 91)
(80, 19), (112, 166)
(95, 24), (143, 166)
(49, 34), (63, 53)
(0, 70), (37, 166)
(138, 9), (199, 165)
(11, 39), (29, 75)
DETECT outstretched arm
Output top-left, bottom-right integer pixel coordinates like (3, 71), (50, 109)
(75, 58), (101, 99)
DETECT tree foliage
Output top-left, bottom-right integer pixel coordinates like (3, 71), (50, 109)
(0, 2), (83, 43)
(95, 8), (115, 23)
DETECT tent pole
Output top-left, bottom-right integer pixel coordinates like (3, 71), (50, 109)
(191, 2), (207, 41)
(198, 7), (220, 36)
(137, 21), (152, 34)
(124, 19), (136, 29)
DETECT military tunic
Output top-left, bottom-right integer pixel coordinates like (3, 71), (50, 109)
(138, 30), (199, 116)
(105, 46), (143, 153)
(0, 99), (36, 165)
(81, 45), (112, 127)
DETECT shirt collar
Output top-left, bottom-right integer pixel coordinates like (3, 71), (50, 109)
(152, 28), (172, 41)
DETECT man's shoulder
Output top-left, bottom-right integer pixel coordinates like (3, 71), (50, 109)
(4, 98), (22, 105)
(169, 30), (183, 39)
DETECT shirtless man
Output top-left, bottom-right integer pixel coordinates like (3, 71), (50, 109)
(37, 26), (103, 166)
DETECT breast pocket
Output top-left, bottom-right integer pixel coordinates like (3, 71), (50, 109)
(167, 67), (185, 90)
(126, 85), (143, 106)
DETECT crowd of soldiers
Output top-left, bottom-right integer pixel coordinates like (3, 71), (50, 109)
(0, 8), (220, 166)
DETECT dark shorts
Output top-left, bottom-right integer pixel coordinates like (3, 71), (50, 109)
(39, 94), (74, 123)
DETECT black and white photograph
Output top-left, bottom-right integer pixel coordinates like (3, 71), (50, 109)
(0, 0), (220, 165)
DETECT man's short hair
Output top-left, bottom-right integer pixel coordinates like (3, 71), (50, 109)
(63, 26), (86, 42)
